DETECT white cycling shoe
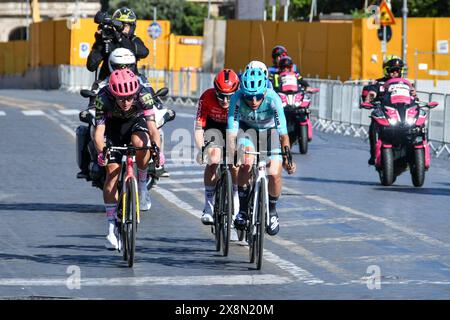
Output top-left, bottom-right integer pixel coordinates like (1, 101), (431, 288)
(139, 188), (152, 211)
(105, 233), (121, 251)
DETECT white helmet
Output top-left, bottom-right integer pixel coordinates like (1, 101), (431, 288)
(108, 48), (136, 73)
(245, 60), (268, 79)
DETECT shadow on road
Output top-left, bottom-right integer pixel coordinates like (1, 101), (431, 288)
(375, 187), (450, 196)
(285, 176), (379, 187)
(0, 203), (103, 214)
(0, 236), (249, 270)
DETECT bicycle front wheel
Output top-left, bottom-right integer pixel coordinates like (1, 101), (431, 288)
(255, 181), (266, 270)
(220, 169), (233, 257)
(125, 177), (138, 267)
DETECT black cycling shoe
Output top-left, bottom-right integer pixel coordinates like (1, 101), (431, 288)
(368, 156), (375, 166)
(234, 211), (248, 230)
(266, 208), (280, 236)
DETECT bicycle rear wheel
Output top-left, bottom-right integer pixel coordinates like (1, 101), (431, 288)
(220, 169), (233, 257)
(125, 178), (138, 267)
(255, 182), (266, 270)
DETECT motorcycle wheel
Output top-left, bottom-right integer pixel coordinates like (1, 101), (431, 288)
(379, 148), (394, 186)
(299, 125), (309, 155)
(410, 148), (425, 187)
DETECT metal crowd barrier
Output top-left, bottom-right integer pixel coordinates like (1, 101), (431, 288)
(15, 65), (449, 158)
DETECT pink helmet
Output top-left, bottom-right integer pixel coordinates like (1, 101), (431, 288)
(108, 68), (139, 97)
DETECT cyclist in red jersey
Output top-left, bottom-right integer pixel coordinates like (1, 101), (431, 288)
(194, 69), (240, 225)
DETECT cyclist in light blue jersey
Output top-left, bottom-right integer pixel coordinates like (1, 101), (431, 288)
(227, 68), (296, 236)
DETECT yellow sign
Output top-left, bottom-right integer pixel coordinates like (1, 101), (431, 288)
(379, 1), (395, 26)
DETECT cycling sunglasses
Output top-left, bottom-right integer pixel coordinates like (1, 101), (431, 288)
(117, 94), (135, 102)
(388, 67), (401, 73)
(243, 93), (265, 101)
(216, 91), (233, 102)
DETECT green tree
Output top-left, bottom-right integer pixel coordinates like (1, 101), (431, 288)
(108, 0), (208, 35)
(286, 0), (449, 19)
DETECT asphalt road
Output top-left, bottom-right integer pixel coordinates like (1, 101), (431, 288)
(1, 89), (450, 301)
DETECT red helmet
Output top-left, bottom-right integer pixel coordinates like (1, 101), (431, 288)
(214, 69), (239, 94)
(278, 56), (293, 70)
(108, 68), (139, 97)
(272, 45), (287, 62)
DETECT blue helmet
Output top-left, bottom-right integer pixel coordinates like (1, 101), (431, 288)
(241, 68), (267, 96)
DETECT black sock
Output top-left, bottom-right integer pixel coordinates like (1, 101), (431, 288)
(269, 195), (279, 213)
(238, 186), (250, 214)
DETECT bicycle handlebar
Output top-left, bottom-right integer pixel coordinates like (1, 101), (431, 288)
(244, 145), (293, 167)
(103, 143), (161, 166)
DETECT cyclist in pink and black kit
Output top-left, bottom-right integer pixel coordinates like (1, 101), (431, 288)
(94, 68), (163, 249)
(194, 69), (240, 225)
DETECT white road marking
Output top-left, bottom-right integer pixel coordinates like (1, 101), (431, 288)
(161, 170), (202, 176)
(303, 234), (397, 244)
(59, 124), (76, 138)
(156, 178), (203, 185)
(171, 187), (204, 192)
(58, 109), (80, 115)
(22, 110), (45, 116)
(166, 158), (196, 163)
(0, 111), (5, 116)
(175, 112), (195, 118)
(270, 236), (352, 277)
(283, 186), (450, 248)
(0, 275), (292, 287)
(278, 207), (328, 213)
(153, 186), (324, 285)
(355, 254), (441, 263)
(282, 217), (360, 227)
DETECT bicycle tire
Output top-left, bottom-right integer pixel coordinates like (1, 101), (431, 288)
(248, 190), (256, 264)
(118, 195), (127, 261)
(220, 169), (233, 257)
(255, 181), (266, 270)
(213, 179), (222, 252)
(125, 178), (138, 267)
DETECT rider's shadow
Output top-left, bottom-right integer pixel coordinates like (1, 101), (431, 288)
(285, 176), (379, 187)
(0, 203), (104, 214)
(136, 236), (250, 270)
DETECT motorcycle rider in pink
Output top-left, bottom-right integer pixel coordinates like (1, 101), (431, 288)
(362, 55), (417, 165)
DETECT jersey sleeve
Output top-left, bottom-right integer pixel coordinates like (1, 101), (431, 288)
(94, 90), (108, 126)
(227, 92), (240, 134)
(195, 91), (208, 129)
(271, 93), (288, 136)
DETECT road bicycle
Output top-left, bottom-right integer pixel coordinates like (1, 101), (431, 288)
(236, 146), (292, 270)
(104, 143), (159, 267)
(202, 138), (234, 257)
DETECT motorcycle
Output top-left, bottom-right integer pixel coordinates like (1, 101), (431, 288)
(360, 78), (438, 187)
(75, 87), (176, 191)
(277, 73), (319, 154)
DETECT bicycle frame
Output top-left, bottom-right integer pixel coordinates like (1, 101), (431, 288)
(118, 152), (140, 224)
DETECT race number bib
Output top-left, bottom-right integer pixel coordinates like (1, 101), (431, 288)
(388, 83), (411, 104)
(281, 74), (298, 92)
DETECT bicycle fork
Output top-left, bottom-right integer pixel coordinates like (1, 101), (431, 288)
(251, 162), (270, 234)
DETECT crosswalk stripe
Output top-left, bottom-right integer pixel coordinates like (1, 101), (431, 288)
(22, 110), (45, 116)
(0, 274), (293, 287)
(58, 109), (80, 115)
(163, 170), (202, 176)
(156, 178), (203, 185)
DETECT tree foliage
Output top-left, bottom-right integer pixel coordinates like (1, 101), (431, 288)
(108, 0), (208, 35)
(286, 0), (449, 20)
